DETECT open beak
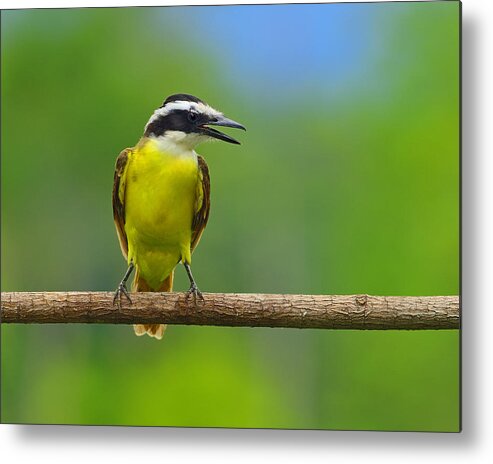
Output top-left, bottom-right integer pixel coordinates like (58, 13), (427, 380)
(200, 115), (246, 145)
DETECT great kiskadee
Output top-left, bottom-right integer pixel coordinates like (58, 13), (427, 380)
(112, 93), (245, 339)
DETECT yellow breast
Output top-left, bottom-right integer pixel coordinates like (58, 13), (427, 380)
(123, 139), (199, 286)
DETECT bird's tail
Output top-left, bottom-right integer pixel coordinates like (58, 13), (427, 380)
(132, 269), (173, 340)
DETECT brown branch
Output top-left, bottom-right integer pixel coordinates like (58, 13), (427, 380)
(0, 292), (459, 330)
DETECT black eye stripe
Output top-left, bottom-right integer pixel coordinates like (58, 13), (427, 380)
(145, 109), (202, 137)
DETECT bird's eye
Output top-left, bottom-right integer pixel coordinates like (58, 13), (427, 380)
(188, 112), (198, 122)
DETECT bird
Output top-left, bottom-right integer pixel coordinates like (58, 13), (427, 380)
(112, 93), (245, 339)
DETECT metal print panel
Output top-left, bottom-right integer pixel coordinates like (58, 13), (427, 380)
(1, 1), (460, 431)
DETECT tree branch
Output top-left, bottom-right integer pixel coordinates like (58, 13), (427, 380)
(0, 292), (459, 330)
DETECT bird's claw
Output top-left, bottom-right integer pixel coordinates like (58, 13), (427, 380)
(185, 284), (204, 304)
(113, 282), (132, 308)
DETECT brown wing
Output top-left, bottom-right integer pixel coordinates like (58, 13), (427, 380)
(191, 155), (211, 252)
(112, 148), (131, 260)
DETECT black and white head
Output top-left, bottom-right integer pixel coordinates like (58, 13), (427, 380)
(144, 94), (245, 150)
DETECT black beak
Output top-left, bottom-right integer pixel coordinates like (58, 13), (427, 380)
(200, 115), (246, 145)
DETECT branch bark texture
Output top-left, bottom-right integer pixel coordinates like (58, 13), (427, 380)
(1, 292), (459, 330)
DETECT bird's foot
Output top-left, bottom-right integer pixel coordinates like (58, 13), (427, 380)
(185, 283), (204, 304)
(113, 282), (132, 308)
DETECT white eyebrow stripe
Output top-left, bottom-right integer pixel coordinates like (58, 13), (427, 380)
(163, 101), (195, 113)
(144, 100), (222, 132)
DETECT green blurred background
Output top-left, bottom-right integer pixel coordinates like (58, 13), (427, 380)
(1, 2), (459, 431)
